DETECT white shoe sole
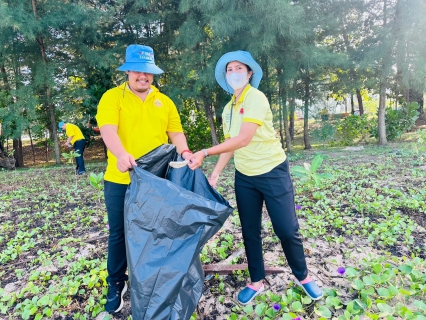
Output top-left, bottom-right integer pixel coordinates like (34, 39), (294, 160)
(114, 282), (128, 313)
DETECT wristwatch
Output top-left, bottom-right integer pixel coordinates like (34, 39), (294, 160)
(202, 149), (209, 158)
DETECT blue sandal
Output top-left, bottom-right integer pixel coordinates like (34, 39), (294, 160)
(295, 278), (323, 300)
(237, 283), (265, 305)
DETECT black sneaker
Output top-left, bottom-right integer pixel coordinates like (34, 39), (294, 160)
(105, 281), (127, 314)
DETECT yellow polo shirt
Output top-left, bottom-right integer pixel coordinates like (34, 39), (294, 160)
(96, 83), (183, 184)
(65, 124), (85, 145)
(222, 85), (286, 176)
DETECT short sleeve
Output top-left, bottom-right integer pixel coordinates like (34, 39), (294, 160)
(166, 97), (183, 133)
(242, 90), (269, 126)
(96, 90), (120, 128)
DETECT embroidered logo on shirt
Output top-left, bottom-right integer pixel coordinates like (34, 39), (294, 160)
(154, 99), (163, 107)
(239, 108), (244, 114)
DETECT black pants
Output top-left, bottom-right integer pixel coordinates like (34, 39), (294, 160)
(235, 160), (308, 282)
(104, 181), (129, 283)
(74, 139), (86, 174)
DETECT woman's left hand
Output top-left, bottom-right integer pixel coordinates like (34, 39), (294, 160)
(187, 151), (205, 170)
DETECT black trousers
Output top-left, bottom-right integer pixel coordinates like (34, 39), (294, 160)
(73, 139), (86, 174)
(235, 160), (308, 282)
(104, 181), (129, 283)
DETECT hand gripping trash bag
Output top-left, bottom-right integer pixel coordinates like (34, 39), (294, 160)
(124, 145), (233, 319)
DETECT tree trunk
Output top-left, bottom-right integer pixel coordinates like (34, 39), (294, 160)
(356, 89), (364, 115)
(32, 0), (61, 164)
(351, 93), (355, 114)
(282, 91), (291, 153)
(278, 91), (284, 149)
(378, 81), (387, 145)
(13, 138), (24, 167)
(28, 128), (36, 163)
(303, 80), (311, 150)
(203, 98), (219, 146)
(289, 97), (295, 141)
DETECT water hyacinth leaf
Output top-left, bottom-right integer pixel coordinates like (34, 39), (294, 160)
(371, 274), (382, 284)
(411, 269), (423, 280)
(414, 300), (426, 312)
(345, 267), (359, 277)
(37, 295), (50, 307)
(362, 295), (372, 309)
(377, 303), (393, 316)
(395, 303), (413, 318)
(270, 294), (281, 302)
(242, 304), (253, 314)
(255, 303), (266, 316)
(326, 296), (341, 308)
(323, 288), (337, 297)
(380, 272), (392, 283)
(372, 263), (382, 274)
(346, 300), (365, 315)
(265, 308), (276, 317)
(398, 264), (413, 274)
(315, 306), (332, 318)
(362, 276), (375, 286)
(281, 314), (294, 320)
(351, 279), (365, 290)
(388, 285), (399, 296)
(302, 296), (312, 305)
(398, 288), (415, 296)
(291, 301), (303, 312)
(377, 288), (391, 298)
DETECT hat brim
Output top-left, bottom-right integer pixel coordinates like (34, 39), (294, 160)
(117, 62), (164, 75)
(215, 52), (263, 94)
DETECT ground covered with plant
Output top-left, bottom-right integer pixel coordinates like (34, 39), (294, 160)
(1, 137), (426, 319)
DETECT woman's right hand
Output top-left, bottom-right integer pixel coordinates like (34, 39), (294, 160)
(208, 173), (219, 188)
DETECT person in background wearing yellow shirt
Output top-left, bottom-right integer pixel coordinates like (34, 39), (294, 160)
(95, 44), (191, 314)
(188, 51), (323, 305)
(58, 121), (86, 175)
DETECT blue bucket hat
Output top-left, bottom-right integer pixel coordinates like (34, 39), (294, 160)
(117, 45), (164, 74)
(58, 121), (65, 131)
(215, 51), (263, 94)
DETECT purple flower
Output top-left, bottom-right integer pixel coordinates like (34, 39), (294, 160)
(337, 267), (346, 275)
(106, 224), (110, 230)
(292, 317), (301, 320)
(295, 205), (302, 210)
(273, 303), (281, 311)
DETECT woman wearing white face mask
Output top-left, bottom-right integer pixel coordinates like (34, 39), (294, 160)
(188, 51), (323, 305)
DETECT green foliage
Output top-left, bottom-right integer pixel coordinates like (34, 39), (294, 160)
(311, 122), (336, 147)
(179, 102), (220, 151)
(89, 172), (104, 191)
(61, 151), (80, 165)
(371, 103), (420, 141)
(290, 154), (333, 187)
(335, 115), (373, 146)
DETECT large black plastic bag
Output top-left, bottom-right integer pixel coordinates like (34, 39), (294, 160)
(125, 144), (233, 319)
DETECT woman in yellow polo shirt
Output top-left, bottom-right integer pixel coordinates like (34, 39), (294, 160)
(188, 51), (323, 305)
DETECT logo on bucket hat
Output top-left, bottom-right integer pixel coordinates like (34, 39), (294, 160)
(117, 45), (164, 75)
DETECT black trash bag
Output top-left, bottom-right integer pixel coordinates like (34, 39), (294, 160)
(125, 144), (233, 320)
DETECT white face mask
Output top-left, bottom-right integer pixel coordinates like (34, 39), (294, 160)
(226, 72), (249, 91)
